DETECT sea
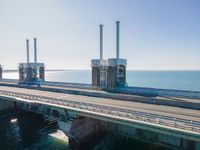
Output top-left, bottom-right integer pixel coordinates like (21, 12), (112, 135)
(0, 70), (199, 150)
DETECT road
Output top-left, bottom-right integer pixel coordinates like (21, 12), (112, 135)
(0, 85), (199, 123)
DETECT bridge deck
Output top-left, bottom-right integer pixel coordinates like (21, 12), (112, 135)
(0, 80), (200, 107)
(0, 85), (199, 123)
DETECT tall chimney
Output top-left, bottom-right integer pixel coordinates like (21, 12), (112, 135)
(34, 38), (37, 63)
(99, 24), (103, 60)
(116, 21), (120, 59)
(26, 39), (30, 64)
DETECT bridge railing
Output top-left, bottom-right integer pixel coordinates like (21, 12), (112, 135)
(0, 89), (200, 133)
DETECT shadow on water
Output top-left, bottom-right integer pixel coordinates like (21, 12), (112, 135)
(92, 132), (172, 150)
(111, 138), (172, 150)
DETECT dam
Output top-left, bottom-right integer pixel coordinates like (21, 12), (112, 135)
(0, 21), (199, 150)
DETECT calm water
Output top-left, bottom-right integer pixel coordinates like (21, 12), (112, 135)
(0, 70), (199, 149)
(3, 70), (200, 91)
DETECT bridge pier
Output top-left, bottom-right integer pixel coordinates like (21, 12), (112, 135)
(68, 117), (106, 150)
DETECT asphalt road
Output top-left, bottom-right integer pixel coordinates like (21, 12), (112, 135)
(0, 85), (199, 123)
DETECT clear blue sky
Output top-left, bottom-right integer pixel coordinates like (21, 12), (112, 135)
(0, 0), (199, 70)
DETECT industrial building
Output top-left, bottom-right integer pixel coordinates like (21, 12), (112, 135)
(91, 21), (127, 88)
(19, 38), (45, 84)
(0, 65), (2, 79)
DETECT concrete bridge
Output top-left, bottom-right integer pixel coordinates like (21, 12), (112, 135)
(0, 79), (200, 149)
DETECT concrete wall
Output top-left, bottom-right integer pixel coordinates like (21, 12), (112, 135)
(115, 86), (200, 99)
(107, 65), (126, 88)
(92, 66), (100, 86)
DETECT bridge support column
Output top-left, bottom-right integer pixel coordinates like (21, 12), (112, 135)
(68, 117), (106, 150)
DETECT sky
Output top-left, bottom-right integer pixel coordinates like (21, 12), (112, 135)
(0, 0), (199, 70)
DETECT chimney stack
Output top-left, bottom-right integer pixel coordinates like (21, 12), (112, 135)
(116, 21), (120, 59)
(99, 24), (103, 60)
(34, 38), (37, 63)
(26, 39), (30, 64)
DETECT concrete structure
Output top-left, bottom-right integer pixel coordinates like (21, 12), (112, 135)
(107, 58), (127, 88)
(91, 21), (127, 88)
(0, 65), (2, 79)
(0, 84), (199, 149)
(107, 21), (127, 88)
(91, 24), (107, 87)
(19, 38), (45, 84)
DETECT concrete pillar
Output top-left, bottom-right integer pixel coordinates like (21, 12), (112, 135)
(116, 21), (120, 59)
(91, 59), (107, 87)
(0, 65), (2, 79)
(99, 24), (103, 60)
(26, 67), (33, 82)
(69, 117), (106, 149)
(92, 65), (100, 86)
(26, 39), (30, 64)
(39, 66), (45, 81)
(34, 38), (37, 63)
(19, 67), (24, 82)
(107, 58), (127, 88)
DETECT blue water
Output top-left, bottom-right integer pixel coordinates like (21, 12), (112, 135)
(4, 70), (200, 91)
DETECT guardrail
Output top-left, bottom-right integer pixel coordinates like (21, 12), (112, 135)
(0, 89), (200, 133)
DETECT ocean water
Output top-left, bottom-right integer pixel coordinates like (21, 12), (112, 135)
(3, 70), (200, 91)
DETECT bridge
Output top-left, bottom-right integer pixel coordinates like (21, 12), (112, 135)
(0, 79), (200, 149)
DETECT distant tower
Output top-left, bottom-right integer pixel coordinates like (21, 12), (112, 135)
(0, 65), (2, 79)
(91, 24), (107, 87)
(107, 21), (127, 88)
(19, 38), (45, 84)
